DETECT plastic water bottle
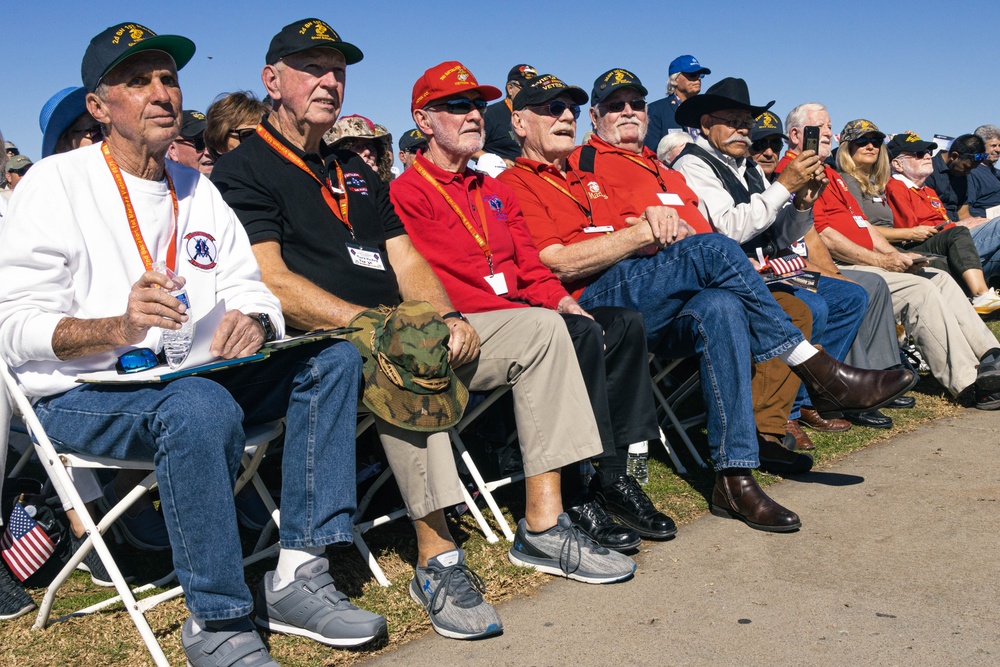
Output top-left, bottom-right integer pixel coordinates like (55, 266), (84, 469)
(627, 441), (649, 486)
(152, 261), (193, 369)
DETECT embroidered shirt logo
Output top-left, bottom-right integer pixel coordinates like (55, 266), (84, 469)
(184, 231), (218, 270)
(586, 181), (609, 200)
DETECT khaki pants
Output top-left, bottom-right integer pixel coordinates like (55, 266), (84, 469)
(845, 265), (998, 396)
(752, 290), (812, 437)
(376, 307), (601, 519)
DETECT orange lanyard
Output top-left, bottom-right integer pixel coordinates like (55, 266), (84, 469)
(413, 159), (496, 274)
(504, 98), (513, 114)
(916, 187), (949, 221)
(101, 142), (178, 272)
(514, 162), (593, 221)
(620, 151), (670, 192)
(255, 123), (353, 236)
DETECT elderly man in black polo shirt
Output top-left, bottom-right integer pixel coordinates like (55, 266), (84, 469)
(212, 19), (635, 643)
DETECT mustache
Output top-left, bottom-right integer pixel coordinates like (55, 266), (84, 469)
(725, 135), (752, 148)
(615, 117), (642, 128)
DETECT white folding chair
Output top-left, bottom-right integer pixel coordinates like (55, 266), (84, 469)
(1, 361), (282, 667)
(649, 355), (708, 470)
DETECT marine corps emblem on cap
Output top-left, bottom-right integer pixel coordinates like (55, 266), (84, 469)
(345, 301), (469, 431)
(81, 21), (196, 92)
(411, 61), (502, 112)
(265, 17), (364, 65)
(590, 67), (648, 105)
(757, 112), (778, 130)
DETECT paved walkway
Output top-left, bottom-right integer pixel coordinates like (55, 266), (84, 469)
(366, 410), (1000, 666)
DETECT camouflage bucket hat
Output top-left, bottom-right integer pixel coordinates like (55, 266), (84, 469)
(346, 301), (469, 432)
(324, 114), (394, 179)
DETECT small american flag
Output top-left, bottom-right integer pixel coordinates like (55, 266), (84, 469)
(2, 501), (56, 582)
(766, 255), (806, 277)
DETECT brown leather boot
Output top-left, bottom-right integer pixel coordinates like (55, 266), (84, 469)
(783, 420), (815, 450)
(710, 469), (801, 532)
(790, 347), (916, 415)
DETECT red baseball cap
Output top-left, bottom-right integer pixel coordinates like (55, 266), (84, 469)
(411, 61), (502, 112)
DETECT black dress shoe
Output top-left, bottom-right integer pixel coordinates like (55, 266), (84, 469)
(885, 395), (916, 409)
(842, 408), (893, 429)
(565, 500), (641, 551)
(710, 469), (801, 533)
(595, 475), (677, 540)
(790, 347), (917, 414)
(757, 435), (813, 475)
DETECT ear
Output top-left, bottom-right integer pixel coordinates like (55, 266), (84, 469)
(787, 125), (802, 148)
(510, 109), (528, 139)
(699, 113), (712, 135)
(261, 65), (281, 102)
(167, 142), (179, 161)
(86, 92), (111, 126)
(413, 108), (433, 136)
(588, 106), (599, 128)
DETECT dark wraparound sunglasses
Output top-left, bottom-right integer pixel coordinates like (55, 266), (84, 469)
(851, 137), (884, 148)
(527, 100), (581, 119)
(750, 137), (784, 154)
(427, 99), (488, 115)
(599, 99), (646, 113)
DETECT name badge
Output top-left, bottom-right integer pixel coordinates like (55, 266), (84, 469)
(484, 272), (508, 295)
(346, 243), (386, 271)
(656, 192), (685, 206)
(584, 225), (615, 233)
(853, 215), (867, 228)
(872, 197), (883, 203)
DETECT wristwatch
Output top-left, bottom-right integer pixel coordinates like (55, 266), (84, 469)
(442, 311), (468, 323)
(251, 312), (277, 342)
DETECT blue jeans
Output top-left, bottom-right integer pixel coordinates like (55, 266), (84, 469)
(970, 218), (1000, 281)
(578, 234), (805, 470)
(781, 276), (868, 419)
(33, 340), (362, 622)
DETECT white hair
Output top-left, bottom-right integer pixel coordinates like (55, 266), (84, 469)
(975, 124), (1000, 143)
(785, 102), (827, 134)
(665, 72), (681, 95)
(656, 132), (692, 165)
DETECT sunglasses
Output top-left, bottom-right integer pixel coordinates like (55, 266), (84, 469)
(707, 114), (754, 130)
(955, 152), (988, 162)
(680, 72), (705, 81)
(178, 136), (206, 152)
(599, 99), (646, 113)
(750, 137), (784, 154)
(527, 100), (581, 119)
(851, 137), (883, 148)
(70, 124), (104, 139)
(115, 348), (164, 374)
(428, 98), (489, 115)
(898, 150), (932, 160)
(228, 127), (257, 143)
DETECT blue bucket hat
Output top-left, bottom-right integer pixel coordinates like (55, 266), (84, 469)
(39, 87), (89, 158)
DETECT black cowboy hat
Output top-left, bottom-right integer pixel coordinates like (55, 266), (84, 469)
(674, 77), (774, 129)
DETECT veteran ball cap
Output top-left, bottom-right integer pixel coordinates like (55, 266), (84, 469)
(752, 111), (788, 142)
(513, 74), (588, 111)
(507, 64), (539, 84)
(180, 110), (207, 138)
(591, 68), (648, 105)
(399, 128), (428, 152)
(266, 18), (363, 66)
(411, 61), (502, 112)
(887, 132), (938, 160)
(82, 22), (196, 93)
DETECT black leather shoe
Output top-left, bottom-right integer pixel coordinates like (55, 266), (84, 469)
(565, 500), (641, 551)
(595, 475), (677, 540)
(710, 469), (801, 533)
(791, 347), (917, 414)
(885, 395), (916, 409)
(842, 409), (893, 429)
(757, 435), (813, 475)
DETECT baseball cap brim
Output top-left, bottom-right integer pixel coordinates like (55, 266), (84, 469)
(40, 87), (89, 158)
(97, 35), (196, 90)
(425, 84), (503, 107)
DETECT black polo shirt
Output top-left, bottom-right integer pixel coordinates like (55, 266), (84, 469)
(212, 115), (404, 309)
(482, 99), (521, 161)
(923, 153), (966, 222)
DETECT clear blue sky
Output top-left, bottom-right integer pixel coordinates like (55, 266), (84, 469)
(3, 1), (998, 162)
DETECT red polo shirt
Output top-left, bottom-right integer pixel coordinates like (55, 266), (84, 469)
(567, 135), (713, 234)
(498, 158), (632, 298)
(389, 153), (569, 313)
(884, 177), (954, 230)
(776, 152), (874, 250)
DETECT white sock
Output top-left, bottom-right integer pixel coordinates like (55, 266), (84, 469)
(780, 341), (818, 367)
(273, 546), (325, 591)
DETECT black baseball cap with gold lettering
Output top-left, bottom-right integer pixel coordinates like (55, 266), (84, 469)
(265, 18), (363, 65)
(513, 74), (588, 110)
(591, 68), (648, 105)
(81, 22), (196, 93)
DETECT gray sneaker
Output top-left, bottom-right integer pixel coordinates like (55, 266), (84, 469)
(0, 565), (35, 621)
(508, 513), (636, 584)
(410, 548), (502, 640)
(181, 616), (279, 667)
(255, 557), (387, 647)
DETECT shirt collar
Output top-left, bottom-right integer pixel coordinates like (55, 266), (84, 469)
(892, 173), (919, 189)
(587, 134), (657, 161)
(413, 151), (477, 185)
(513, 156), (566, 179)
(260, 114), (332, 164)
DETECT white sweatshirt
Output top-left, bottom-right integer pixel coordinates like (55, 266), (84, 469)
(0, 143), (284, 398)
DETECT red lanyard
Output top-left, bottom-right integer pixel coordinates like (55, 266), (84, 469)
(255, 123), (353, 236)
(514, 162), (594, 220)
(620, 151), (671, 192)
(101, 142), (178, 272)
(413, 159), (497, 274)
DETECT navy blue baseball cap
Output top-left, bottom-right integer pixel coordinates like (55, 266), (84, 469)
(266, 18), (363, 65)
(399, 128), (428, 152)
(39, 87), (89, 158)
(591, 68), (648, 105)
(668, 55), (711, 76)
(82, 22), (195, 93)
(751, 111), (788, 143)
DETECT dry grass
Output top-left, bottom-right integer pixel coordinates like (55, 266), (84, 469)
(0, 362), (975, 666)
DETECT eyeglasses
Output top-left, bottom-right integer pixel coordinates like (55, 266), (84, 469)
(851, 137), (883, 148)
(227, 127), (257, 143)
(750, 137), (784, 154)
(898, 150), (932, 159)
(115, 348), (164, 374)
(680, 72), (704, 81)
(401, 147), (423, 154)
(427, 98), (488, 115)
(527, 100), (581, 119)
(70, 124), (104, 140)
(707, 114), (754, 130)
(955, 152), (988, 162)
(177, 136), (206, 152)
(598, 99), (646, 113)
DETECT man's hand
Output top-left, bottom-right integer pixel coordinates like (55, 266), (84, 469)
(776, 150), (824, 196)
(446, 318), (481, 368)
(119, 270), (188, 345)
(959, 216), (988, 230)
(906, 225), (938, 242)
(211, 310), (265, 359)
(626, 206), (695, 251)
(793, 166), (829, 210)
(877, 251), (913, 273)
(556, 296), (594, 320)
